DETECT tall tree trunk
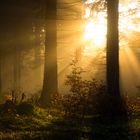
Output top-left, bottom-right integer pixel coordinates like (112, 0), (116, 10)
(0, 55), (2, 95)
(39, 0), (58, 107)
(106, 0), (127, 118)
(107, 0), (120, 96)
(13, 47), (21, 90)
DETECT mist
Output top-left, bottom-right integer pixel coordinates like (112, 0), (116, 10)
(0, 0), (140, 103)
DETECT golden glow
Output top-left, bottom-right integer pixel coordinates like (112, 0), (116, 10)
(120, 46), (140, 94)
(84, 8), (91, 18)
(83, 7), (106, 56)
(119, 2), (140, 32)
(84, 19), (106, 46)
(83, 1), (140, 56)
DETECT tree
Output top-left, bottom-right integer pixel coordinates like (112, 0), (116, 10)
(0, 55), (2, 95)
(13, 46), (21, 90)
(88, 0), (120, 96)
(106, 0), (127, 118)
(39, 0), (58, 107)
(107, 0), (120, 96)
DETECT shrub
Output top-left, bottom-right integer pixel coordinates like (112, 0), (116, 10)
(51, 59), (106, 118)
(0, 100), (17, 115)
(16, 102), (34, 115)
(0, 90), (35, 116)
(125, 96), (140, 117)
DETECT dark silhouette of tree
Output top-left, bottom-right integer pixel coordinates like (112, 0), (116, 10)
(13, 47), (21, 90)
(107, 0), (120, 96)
(39, 0), (58, 107)
(0, 55), (2, 94)
(106, 0), (127, 118)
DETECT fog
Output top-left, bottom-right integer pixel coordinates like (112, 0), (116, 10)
(0, 0), (140, 102)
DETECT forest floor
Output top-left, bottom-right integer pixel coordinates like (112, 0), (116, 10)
(0, 105), (140, 140)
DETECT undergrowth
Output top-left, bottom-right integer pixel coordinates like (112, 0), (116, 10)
(0, 60), (140, 139)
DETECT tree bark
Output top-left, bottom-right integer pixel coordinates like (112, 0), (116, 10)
(107, 0), (120, 96)
(39, 0), (58, 107)
(106, 0), (128, 119)
(0, 55), (2, 95)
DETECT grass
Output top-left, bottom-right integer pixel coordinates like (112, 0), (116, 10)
(0, 109), (139, 139)
(0, 103), (140, 140)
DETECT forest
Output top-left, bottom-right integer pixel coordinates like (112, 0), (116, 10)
(0, 0), (140, 139)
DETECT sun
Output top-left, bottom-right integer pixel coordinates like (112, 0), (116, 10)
(83, 0), (140, 56)
(82, 10), (106, 57)
(84, 19), (106, 47)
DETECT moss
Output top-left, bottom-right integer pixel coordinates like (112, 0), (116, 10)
(0, 104), (140, 140)
(16, 102), (34, 115)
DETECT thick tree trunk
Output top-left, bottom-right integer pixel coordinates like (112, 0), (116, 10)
(39, 0), (58, 107)
(106, 0), (127, 119)
(107, 0), (120, 96)
(0, 55), (2, 95)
